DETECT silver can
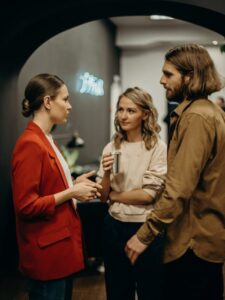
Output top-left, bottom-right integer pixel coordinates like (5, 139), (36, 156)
(112, 151), (121, 174)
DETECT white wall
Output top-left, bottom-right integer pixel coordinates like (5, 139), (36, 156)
(121, 45), (225, 143)
(207, 47), (225, 101)
(121, 45), (171, 143)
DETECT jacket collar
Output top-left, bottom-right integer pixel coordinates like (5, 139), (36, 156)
(26, 121), (69, 188)
(168, 99), (196, 145)
(26, 121), (56, 158)
(172, 99), (194, 117)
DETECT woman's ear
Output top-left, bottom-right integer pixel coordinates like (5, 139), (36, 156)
(142, 111), (149, 121)
(43, 95), (51, 110)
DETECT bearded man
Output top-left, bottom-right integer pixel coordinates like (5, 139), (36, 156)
(125, 44), (225, 300)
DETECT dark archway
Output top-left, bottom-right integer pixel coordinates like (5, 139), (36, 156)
(1, 0), (225, 69)
(0, 0), (225, 272)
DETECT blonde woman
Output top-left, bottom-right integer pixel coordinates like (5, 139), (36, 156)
(97, 87), (167, 300)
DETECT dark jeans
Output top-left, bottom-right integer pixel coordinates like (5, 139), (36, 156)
(103, 214), (165, 300)
(163, 249), (224, 300)
(27, 275), (74, 300)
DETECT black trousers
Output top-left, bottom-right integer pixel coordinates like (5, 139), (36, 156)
(163, 249), (224, 300)
(26, 275), (73, 300)
(103, 214), (165, 300)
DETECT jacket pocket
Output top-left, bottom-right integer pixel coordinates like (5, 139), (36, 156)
(37, 227), (71, 248)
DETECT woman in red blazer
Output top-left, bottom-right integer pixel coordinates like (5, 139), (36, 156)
(11, 74), (102, 300)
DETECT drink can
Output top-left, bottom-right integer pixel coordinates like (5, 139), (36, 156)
(112, 151), (121, 174)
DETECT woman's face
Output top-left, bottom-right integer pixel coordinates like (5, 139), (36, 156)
(49, 84), (72, 124)
(117, 96), (146, 134)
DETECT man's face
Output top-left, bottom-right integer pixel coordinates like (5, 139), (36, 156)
(160, 61), (185, 103)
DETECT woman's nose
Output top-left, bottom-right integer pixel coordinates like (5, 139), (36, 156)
(67, 102), (72, 110)
(121, 111), (127, 119)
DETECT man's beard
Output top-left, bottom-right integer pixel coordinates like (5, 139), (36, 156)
(166, 80), (187, 103)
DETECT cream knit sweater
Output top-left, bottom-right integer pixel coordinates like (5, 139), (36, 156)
(97, 139), (167, 222)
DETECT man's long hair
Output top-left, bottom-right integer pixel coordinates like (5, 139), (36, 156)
(165, 44), (222, 99)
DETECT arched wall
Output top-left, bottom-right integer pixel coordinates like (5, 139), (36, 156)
(0, 0), (225, 272)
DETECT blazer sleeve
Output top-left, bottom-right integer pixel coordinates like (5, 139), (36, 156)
(12, 140), (56, 220)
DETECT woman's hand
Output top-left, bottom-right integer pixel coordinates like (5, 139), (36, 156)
(109, 191), (119, 204)
(102, 152), (114, 173)
(72, 181), (102, 202)
(74, 170), (96, 184)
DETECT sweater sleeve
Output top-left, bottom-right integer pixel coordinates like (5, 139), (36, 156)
(142, 140), (167, 198)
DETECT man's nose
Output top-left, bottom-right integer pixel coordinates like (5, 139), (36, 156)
(160, 75), (166, 85)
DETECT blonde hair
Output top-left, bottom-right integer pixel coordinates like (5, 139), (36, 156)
(113, 87), (160, 150)
(165, 44), (222, 99)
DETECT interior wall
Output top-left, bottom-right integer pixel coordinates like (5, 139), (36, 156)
(207, 47), (225, 99)
(18, 19), (120, 165)
(121, 45), (168, 142)
(121, 45), (225, 143)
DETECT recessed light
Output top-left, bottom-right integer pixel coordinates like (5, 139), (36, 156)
(212, 40), (218, 45)
(149, 15), (173, 20)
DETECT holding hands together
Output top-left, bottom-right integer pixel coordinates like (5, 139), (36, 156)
(73, 170), (102, 202)
(73, 181), (102, 201)
(74, 170), (96, 184)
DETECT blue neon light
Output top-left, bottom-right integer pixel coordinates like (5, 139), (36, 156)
(79, 72), (104, 96)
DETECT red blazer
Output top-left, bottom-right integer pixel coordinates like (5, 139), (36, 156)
(11, 121), (84, 280)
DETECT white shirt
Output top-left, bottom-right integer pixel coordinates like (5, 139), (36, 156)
(46, 134), (77, 209)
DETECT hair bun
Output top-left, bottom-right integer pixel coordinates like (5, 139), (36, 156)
(22, 98), (31, 117)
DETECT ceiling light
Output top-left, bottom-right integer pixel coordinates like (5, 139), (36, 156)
(212, 40), (218, 45)
(150, 15), (174, 20)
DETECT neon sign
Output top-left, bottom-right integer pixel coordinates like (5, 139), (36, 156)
(79, 72), (104, 96)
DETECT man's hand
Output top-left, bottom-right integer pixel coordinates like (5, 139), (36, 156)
(125, 234), (148, 265)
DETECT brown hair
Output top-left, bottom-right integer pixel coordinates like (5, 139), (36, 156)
(22, 73), (65, 117)
(114, 87), (161, 150)
(165, 44), (222, 99)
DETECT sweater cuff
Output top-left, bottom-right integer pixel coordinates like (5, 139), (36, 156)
(143, 188), (157, 198)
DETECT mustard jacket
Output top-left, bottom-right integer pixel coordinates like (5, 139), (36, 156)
(137, 99), (225, 263)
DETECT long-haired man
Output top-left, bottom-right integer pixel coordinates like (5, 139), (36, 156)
(125, 44), (225, 300)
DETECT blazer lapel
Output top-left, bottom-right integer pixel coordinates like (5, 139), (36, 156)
(26, 121), (69, 189)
